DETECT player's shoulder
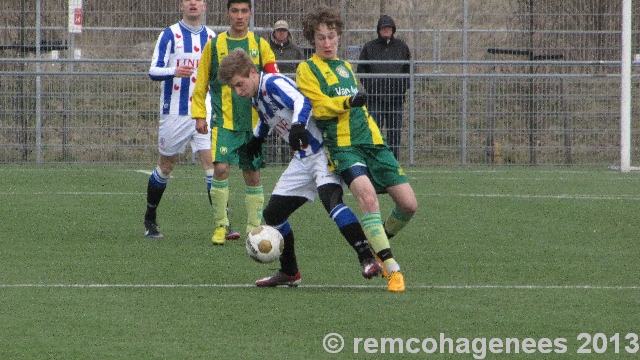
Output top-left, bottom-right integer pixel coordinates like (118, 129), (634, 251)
(204, 26), (217, 37)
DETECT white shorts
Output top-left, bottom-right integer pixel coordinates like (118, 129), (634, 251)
(158, 114), (211, 156)
(272, 147), (344, 202)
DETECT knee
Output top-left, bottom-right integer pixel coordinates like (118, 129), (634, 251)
(397, 198), (418, 217)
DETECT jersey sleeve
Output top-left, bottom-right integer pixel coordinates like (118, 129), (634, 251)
(260, 38), (279, 73)
(192, 38), (212, 120)
(295, 62), (350, 120)
(269, 77), (312, 126)
(149, 29), (176, 81)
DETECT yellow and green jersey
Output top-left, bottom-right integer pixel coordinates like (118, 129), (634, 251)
(192, 31), (276, 131)
(296, 54), (386, 148)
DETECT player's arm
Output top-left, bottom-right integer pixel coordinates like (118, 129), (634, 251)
(192, 39), (213, 134)
(259, 38), (279, 74)
(149, 29), (175, 81)
(295, 62), (350, 120)
(269, 77), (312, 126)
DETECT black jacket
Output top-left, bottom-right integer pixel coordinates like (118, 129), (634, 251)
(357, 15), (411, 102)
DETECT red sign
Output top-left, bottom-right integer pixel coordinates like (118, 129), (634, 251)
(74, 8), (83, 26)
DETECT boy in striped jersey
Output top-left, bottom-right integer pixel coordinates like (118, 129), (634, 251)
(144, 0), (216, 239)
(296, 6), (419, 292)
(193, 0), (279, 245)
(217, 49), (384, 286)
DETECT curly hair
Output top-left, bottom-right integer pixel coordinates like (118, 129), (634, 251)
(301, 5), (344, 45)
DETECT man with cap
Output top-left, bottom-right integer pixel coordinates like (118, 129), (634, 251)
(269, 20), (304, 74)
(268, 20), (306, 164)
(357, 15), (411, 160)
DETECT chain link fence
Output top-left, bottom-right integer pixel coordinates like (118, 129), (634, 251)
(1, 0), (639, 165)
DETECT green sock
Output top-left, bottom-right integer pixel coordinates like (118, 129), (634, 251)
(211, 179), (229, 227)
(384, 206), (415, 237)
(360, 212), (390, 254)
(245, 185), (264, 234)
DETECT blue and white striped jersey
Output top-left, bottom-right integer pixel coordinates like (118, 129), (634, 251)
(251, 73), (323, 159)
(149, 21), (215, 116)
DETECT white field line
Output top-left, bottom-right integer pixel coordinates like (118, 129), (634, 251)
(1, 191), (639, 201)
(0, 284), (638, 290)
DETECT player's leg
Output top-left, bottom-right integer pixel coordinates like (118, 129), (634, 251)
(384, 182), (418, 239)
(193, 134), (214, 205)
(255, 194), (306, 287)
(209, 126), (236, 245)
(317, 183), (382, 279)
(210, 161), (232, 244)
(239, 131), (265, 236)
(145, 114), (190, 239)
(144, 153), (177, 238)
(242, 168), (264, 235)
(341, 164), (404, 291)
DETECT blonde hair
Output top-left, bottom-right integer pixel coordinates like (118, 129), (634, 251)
(218, 49), (254, 85)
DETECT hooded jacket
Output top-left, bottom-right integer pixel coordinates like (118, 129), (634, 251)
(269, 32), (304, 74)
(357, 15), (411, 102)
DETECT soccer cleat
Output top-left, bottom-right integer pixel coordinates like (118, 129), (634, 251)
(255, 270), (302, 287)
(374, 254), (389, 278)
(226, 228), (241, 240)
(360, 258), (383, 279)
(211, 225), (229, 245)
(388, 271), (405, 292)
(144, 220), (164, 239)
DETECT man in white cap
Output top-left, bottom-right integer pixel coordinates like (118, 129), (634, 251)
(268, 20), (306, 164)
(269, 19), (304, 74)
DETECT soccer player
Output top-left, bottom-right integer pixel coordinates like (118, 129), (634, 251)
(192, 0), (279, 245)
(296, 6), (419, 292)
(144, 0), (216, 239)
(217, 49), (383, 286)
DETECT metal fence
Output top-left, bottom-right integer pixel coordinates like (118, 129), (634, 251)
(1, 0), (639, 166)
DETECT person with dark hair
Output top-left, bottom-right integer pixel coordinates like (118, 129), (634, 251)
(218, 49), (383, 286)
(143, 0), (215, 239)
(192, 0), (279, 245)
(357, 15), (411, 160)
(296, 6), (418, 292)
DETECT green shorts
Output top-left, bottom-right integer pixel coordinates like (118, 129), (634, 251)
(211, 126), (265, 171)
(326, 144), (408, 193)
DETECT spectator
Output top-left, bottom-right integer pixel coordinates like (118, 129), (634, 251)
(269, 20), (304, 74)
(267, 20), (305, 164)
(357, 15), (411, 160)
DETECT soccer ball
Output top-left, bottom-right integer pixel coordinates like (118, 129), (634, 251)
(245, 225), (284, 264)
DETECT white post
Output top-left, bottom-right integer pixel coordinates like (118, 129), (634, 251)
(620, 0), (632, 172)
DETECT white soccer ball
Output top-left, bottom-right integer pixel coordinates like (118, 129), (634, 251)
(246, 225), (284, 264)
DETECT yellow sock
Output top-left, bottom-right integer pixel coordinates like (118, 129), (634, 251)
(211, 179), (229, 227)
(360, 212), (390, 254)
(384, 206), (415, 237)
(245, 185), (264, 234)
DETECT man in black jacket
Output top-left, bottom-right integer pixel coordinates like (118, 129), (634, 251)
(269, 20), (304, 74)
(357, 15), (411, 160)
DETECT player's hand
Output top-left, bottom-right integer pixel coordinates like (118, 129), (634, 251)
(195, 118), (208, 134)
(175, 65), (195, 78)
(288, 123), (308, 151)
(348, 92), (367, 108)
(246, 136), (264, 159)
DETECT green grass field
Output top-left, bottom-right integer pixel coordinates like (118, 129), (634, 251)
(1, 164), (639, 359)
